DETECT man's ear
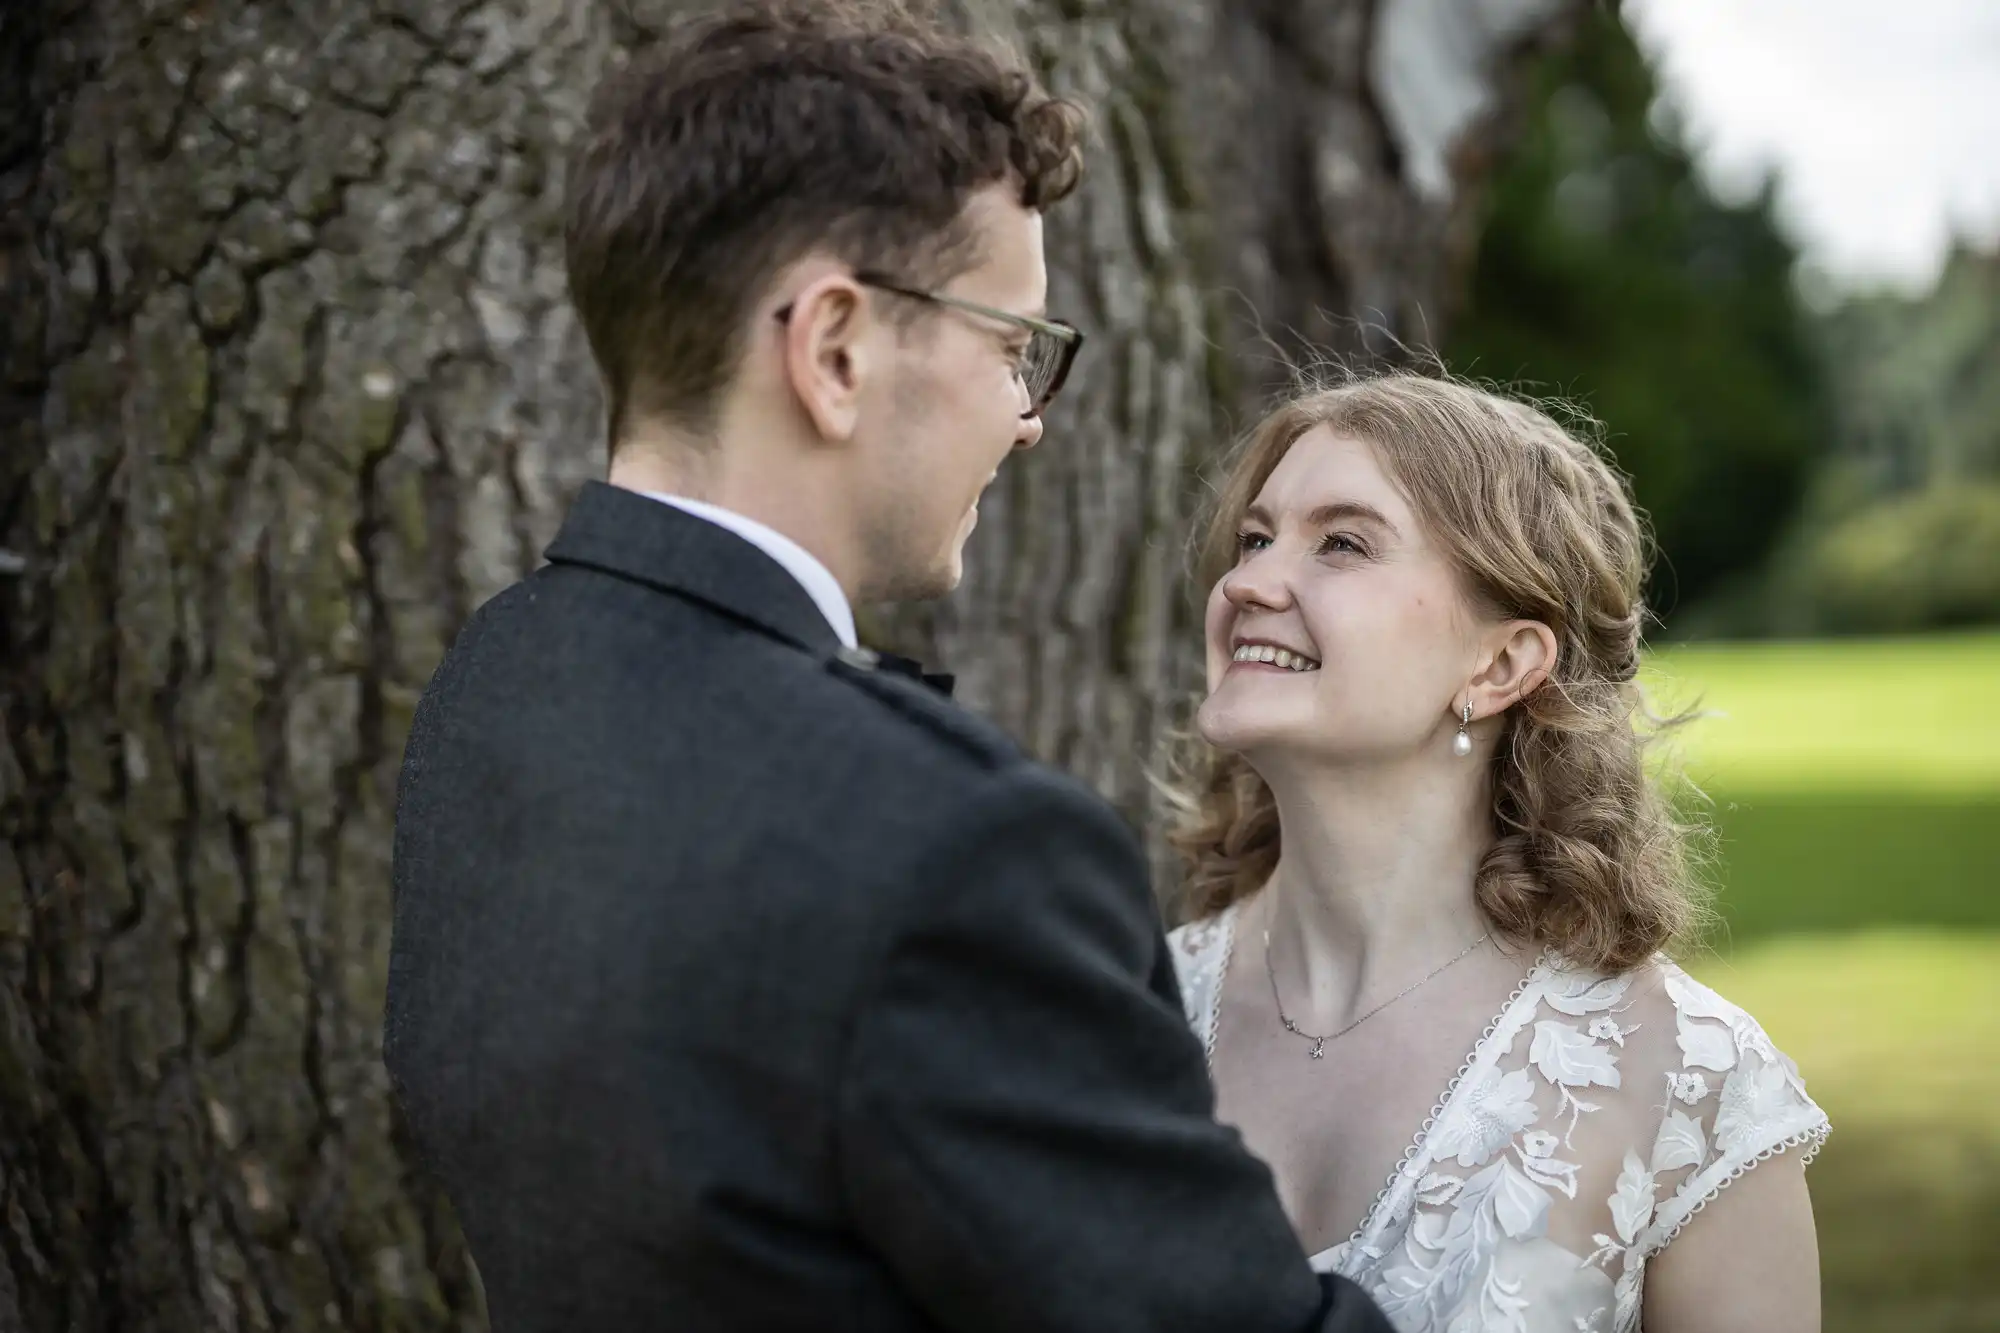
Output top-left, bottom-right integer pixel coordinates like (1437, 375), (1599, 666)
(1467, 619), (1559, 720)
(781, 274), (873, 444)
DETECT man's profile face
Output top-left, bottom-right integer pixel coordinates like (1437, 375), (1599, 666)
(858, 184), (1050, 601)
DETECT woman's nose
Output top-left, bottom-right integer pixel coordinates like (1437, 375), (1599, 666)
(1221, 551), (1292, 612)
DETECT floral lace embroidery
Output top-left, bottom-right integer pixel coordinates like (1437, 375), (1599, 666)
(1630, 969), (1831, 1262)
(1166, 912), (1830, 1333)
(1167, 910), (1233, 1063)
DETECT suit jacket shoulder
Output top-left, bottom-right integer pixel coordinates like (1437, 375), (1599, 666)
(821, 649), (1022, 771)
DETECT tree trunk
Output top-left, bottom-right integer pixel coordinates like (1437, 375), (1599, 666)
(0, 0), (1575, 1327)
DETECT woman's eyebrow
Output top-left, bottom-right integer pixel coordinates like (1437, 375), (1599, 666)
(1243, 500), (1400, 538)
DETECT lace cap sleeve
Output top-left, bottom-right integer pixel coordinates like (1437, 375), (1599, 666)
(1632, 963), (1831, 1257)
(1166, 908), (1235, 1060)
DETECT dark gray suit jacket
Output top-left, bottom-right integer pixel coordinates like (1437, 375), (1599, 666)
(383, 482), (1391, 1333)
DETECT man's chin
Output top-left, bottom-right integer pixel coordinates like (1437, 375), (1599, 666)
(875, 550), (963, 603)
(933, 526), (971, 594)
(931, 549), (966, 595)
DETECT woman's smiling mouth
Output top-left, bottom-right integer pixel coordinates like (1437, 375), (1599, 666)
(1230, 640), (1320, 672)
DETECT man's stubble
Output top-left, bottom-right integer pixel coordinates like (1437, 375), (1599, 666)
(858, 372), (975, 604)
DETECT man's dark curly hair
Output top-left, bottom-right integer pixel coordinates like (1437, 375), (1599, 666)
(564, 0), (1087, 445)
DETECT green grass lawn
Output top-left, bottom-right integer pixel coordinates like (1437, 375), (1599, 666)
(1691, 791), (1997, 942)
(1644, 632), (2000, 943)
(1644, 631), (2000, 798)
(1694, 934), (2000, 1333)
(1648, 633), (2000, 1332)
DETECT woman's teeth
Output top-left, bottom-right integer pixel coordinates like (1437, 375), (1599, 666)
(1232, 644), (1319, 672)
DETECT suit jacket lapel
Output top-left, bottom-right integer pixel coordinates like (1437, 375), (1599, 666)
(545, 481), (844, 656)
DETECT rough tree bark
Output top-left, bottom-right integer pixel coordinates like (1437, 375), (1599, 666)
(0, 0), (1576, 1327)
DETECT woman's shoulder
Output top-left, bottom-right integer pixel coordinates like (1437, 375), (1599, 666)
(1600, 957), (1812, 1087)
(1540, 953), (1820, 1108)
(1537, 953), (1831, 1256)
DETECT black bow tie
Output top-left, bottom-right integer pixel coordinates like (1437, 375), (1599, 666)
(876, 651), (955, 698)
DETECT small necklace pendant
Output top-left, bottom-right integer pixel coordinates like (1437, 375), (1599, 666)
(1309, 1038), (1326, 1060)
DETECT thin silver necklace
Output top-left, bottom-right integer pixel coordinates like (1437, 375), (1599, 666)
(1263, 926), (1490, 1059)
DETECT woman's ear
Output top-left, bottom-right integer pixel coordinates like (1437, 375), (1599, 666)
(1469, 619), (1559, 719)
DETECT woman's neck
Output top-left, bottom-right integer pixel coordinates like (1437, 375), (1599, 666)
(1254, 754), (1497, 1028)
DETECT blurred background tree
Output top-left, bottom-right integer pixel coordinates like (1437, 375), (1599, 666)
(1739, 241), (2000, 636)
(1445, 4), (1827, 624)
(1449, 2), (2000, 643)
(1821, 241), (2000, 489)
(0, 0), (1584, 1327)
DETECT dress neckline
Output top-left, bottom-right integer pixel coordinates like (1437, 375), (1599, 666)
(1195, 899), (1556, 1271)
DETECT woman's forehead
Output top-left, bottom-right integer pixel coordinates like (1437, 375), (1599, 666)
(1253, 428), (1410, 518)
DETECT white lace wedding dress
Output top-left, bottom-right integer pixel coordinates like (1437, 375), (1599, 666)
(1170, 903), (1829, 1333)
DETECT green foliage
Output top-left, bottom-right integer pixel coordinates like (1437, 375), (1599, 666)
(1446, 7), (1827, 620)
(1818, 244), (2000, 491)
(1687, 244), (2000, 639)
(1791, 483), (2000, 634)
(1686, 475), (2000, 639)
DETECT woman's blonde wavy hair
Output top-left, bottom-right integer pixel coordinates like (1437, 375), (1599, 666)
(1163, 372), (1709, 975)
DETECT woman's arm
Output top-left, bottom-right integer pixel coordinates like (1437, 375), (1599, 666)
(1642, 1149), (1822, 1333)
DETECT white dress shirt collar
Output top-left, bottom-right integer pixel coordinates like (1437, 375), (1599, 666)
(637, 491), (858, 649)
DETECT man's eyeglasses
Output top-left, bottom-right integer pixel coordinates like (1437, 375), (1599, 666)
(777, 271), (1084, 418)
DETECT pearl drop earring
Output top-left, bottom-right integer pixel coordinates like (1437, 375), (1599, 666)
(1453, 700), (1474, 757)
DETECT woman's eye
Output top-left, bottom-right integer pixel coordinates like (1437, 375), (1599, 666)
(1317, 533), (1367, 557)
(1235, 530), (1271, 555)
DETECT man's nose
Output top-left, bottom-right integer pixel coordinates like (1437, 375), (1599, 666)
(1016, 410), (1045, 450)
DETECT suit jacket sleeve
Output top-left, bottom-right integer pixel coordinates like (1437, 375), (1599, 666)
(835, 766), (1393, 1333)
